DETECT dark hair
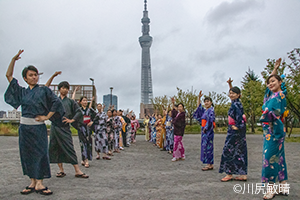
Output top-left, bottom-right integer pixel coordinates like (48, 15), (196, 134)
(267, 74), (282, 84)
(174, 104), (178, 108)
(22, 65), (38, 78)
(119, 109), (123, 112)
(111, 109), (117, 114)
(79, 96), (87, 102)
(177, 103), (185, 108)
(230, 86), (241, 95)
(204, 97), (214, 107)
(58, 81), (70, 90)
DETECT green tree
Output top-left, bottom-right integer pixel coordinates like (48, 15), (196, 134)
(241, 69), (265, 133)
(175, 87), (198, 125)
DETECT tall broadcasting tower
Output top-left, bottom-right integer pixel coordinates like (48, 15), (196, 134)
(139, 0), (153, 106)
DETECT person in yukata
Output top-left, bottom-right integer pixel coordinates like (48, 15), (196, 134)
(164, 110), (174, 154)
(89, 103), (111, 160)
(112, 109), (122, 153)
(171, 97), (186, 162)
(143, 115), (150, 141)
(121, 110), (131, 147)
(155, 114), (163, 148)
(150, 113), (157, 145)
(118, 110), (125, 150)
(131, 115), (140, 143)
(219, 78), (248, 182)
(106, 109), (115, 156)
(126, 112), (133, 146)
(193, 91), (215, 171)
(78, 96), (95, 168)
(45, 71), (89, 179)
(5, 50), (65, 195)
(260, 58), (289, 199)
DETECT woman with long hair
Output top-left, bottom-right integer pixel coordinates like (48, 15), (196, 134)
(219, 78), (248, 182)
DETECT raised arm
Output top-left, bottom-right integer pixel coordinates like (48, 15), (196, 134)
(270, 58), (281, 76)
(171, 97), (176, 110)
(227, 78), (233, 89)
(72, 86), (80, 100)
(6, 50), (24, 82)
(45, 71), (62, 87)
(89, 96), (95, 109)
(197, 90), (203, 107)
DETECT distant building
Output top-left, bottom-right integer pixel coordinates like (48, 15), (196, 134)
(0, 111), (6, 118)
(103, 94), (118, 112)
(7, 109), (21, 119)
(46, 84), (97, 108)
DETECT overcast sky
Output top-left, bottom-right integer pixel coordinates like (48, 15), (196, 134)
(1, 0), (300, 116)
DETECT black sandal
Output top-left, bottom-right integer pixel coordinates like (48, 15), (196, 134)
(20, 186), (35, 195)
(35, 187), (53, 195)
(75, 173), (89, 178)
(56, 172), (66, 178)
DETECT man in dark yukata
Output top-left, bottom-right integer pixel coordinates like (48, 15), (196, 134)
(46, 71), (89, 179)
(5, 50), (65, 195)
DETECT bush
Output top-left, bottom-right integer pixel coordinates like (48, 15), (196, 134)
(0, 123), (19, 136)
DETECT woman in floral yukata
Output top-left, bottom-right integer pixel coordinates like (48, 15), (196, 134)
(219, 78), (248, 182)
(91, 103), (111, 160)
(164, 110), (174, 154)
(260, 58), (289, 199)
(155, 114), (163, 147)
(150, 114), (157, 145)
(106, 110), (115, 156)
(131, 115), (140, 143)
(193, 91), (215, 171)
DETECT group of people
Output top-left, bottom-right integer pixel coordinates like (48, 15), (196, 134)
(144, 97), (186, 162)
(4, 50), (290, 199)
(192, 58), (289, 199)
(4, 50), (140, 196)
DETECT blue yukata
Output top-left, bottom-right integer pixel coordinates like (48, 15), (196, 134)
(4, 78), (64, 179)
(193, 104), (215, 164)
(164, 115), (174, 151)
(260, 82), (288, 184)
(219, 98), (248, 175)
(150, 116), (156, 144)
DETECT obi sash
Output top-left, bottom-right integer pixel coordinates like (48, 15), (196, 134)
(228, 115), (247, 125)
(83, 115), (91, 124)
(20, 117), (45, 125)
(201, 119), (216, 128)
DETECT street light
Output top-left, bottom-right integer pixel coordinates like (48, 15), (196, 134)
(90, 78), (94, 85)
(110, 87), (113, 107)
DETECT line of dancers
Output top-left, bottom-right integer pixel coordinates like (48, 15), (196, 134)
(4, 50), (140, 196)
(4, 50), (290, 199)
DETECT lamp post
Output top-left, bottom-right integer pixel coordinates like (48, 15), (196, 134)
(110, 87), (113, 107)
(90, 78), (94, 86)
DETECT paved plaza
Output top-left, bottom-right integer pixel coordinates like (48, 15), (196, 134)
(0, 134), (299, 200)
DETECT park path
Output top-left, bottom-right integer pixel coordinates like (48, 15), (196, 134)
(0, 134), (299, 200)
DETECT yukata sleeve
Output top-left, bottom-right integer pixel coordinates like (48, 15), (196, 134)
(233, 102), (245, 130)
(4, 78), (24, 109)
(260, 92), (287, 123)
(44, 86), (65, 122)
(204, 108), (215, 131)
(72, 99), (83, 122)
(171, 109), (178, 119)
(193, 103), (205, 123)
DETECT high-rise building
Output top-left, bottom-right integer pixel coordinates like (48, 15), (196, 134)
(139, 0), (154, 118)
(103, 94), (118, 112)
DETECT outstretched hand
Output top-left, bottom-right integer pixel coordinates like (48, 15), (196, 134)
(13, 50), (24, 61)
(198, 90), (203, 98)
(227, 78), (233, 84)
(171, 97), (176, 104)
(274, 58), (282, 69)
(53, 71), (62, 77)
